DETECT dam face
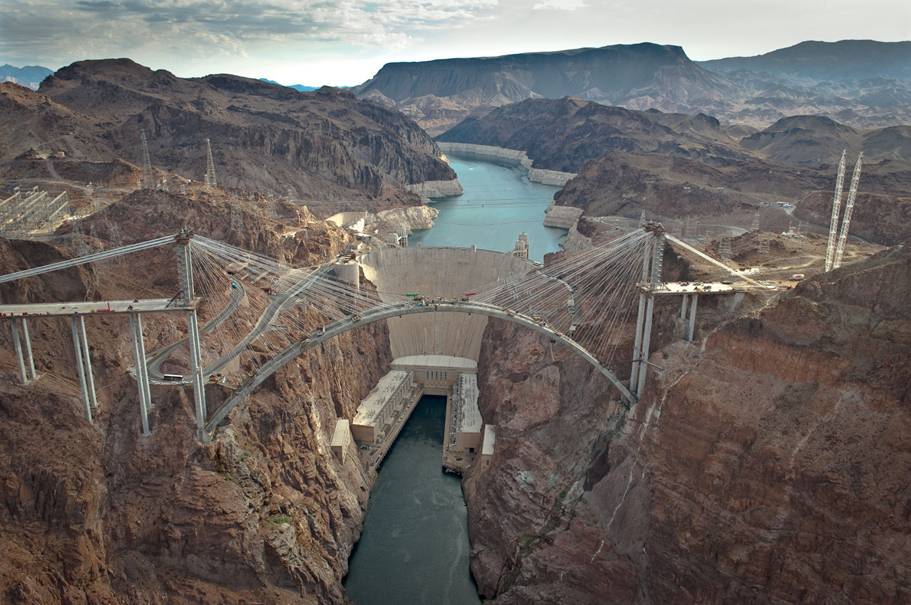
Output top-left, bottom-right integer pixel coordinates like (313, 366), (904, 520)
(359, 246), (535, 363)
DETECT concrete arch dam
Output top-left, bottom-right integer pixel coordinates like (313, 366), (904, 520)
(358, 246), (536, 364)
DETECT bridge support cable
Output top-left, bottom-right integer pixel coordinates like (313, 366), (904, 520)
(0, 234), (178, 285)
(664, 234), (770, 288)
(129, 313), (153, 436)
(471, 229), (651, 369)
(178, 232), (652, 438)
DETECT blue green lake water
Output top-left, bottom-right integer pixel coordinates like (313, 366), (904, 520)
(409, 156), (566, 262)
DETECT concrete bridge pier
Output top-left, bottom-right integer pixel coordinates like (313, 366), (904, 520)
(631, 228), (666, 399)
(685, 294), (699, 342)
(10, 318), (37, 384)
(129, 313), (153, 435)
(70, 316), (97, 422)
(176, 230), (208, 440)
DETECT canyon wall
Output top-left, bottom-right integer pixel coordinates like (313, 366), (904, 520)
(0, 192), (394, 603)
(465, 245), (911, 603)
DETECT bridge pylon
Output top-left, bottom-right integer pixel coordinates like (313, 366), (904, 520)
(176, 228), (209, 440)
(630, 223), (665, 399)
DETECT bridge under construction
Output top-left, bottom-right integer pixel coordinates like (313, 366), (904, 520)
(1, 223), (770, 444)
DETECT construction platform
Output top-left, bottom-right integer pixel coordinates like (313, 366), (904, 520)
(0, 298), (200, 318)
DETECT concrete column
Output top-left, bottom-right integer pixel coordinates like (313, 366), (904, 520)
(629, 292), (647, 390)
(187, 310), (208, 440)
(629, 236), (654, 390)
(176, 232), (208, 440)
(635, 294), (656, 399)
(78, 316), (98, 409)
(634, 232), (665, 399)
(21, 318), (36, 381)
(70, 317), (93, 423)
(680, 294), (689, 320)
(10, 320), (28, 384)
(687, 294), (699, 342)
(129, 313), (152, 435)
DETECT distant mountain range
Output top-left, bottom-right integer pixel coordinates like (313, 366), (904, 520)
(0, 64), (53, 90)
(355, 40), (911, 133)
(258, 78), (318, 92)
(699, 40), (911, 83)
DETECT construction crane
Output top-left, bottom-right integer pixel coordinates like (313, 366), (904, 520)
(824, 150), (847, 272)
(832, 152), (863, 270)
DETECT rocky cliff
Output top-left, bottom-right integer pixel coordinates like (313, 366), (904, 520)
(2, 58), (459, 212)
(0, 191), (393, 603)
(464, 244), (911, 603)
(438, 98), (744, 173)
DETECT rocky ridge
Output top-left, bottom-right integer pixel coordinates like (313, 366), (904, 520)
(357, 40), (911, 133)
(2, 58), (460, 213)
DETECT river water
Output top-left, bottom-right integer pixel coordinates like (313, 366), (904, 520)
(344, 156), (566, 603)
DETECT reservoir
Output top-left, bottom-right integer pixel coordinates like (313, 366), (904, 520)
(344, 156), (567, 603)
(409, 156), (566, 262)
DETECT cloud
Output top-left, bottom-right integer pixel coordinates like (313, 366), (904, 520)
(532, 0), (587, 10)
(0, 0), (500, 68)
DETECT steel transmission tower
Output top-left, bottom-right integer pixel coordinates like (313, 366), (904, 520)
(204, 139), (217, 189)
(140, 129), (153, 190)
(824, 150), (847, 271)
(832, 153), (863, 270)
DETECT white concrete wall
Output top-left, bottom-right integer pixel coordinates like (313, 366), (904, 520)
(437, 142), (577, 187)
(359, 246), (534, 361)
(406, 179), (464, 199)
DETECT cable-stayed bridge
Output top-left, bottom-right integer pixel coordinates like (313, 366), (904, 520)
(0, 224), (762, 440)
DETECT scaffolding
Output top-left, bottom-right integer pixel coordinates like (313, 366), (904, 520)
(0, 187), (70, 238)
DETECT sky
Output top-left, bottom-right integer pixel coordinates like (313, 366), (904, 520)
(1, 0), (909, 86)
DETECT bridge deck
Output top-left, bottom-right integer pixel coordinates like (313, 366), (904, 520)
(0, 298), (199, 318)
(649, 281), (738, 295)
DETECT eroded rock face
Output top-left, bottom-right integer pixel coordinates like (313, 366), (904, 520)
(0, 200), (392, 603)
(2, 58), (458, 208)
(465, 245), (911, 603)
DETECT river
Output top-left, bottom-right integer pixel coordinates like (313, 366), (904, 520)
(344, 156), (567, 604)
